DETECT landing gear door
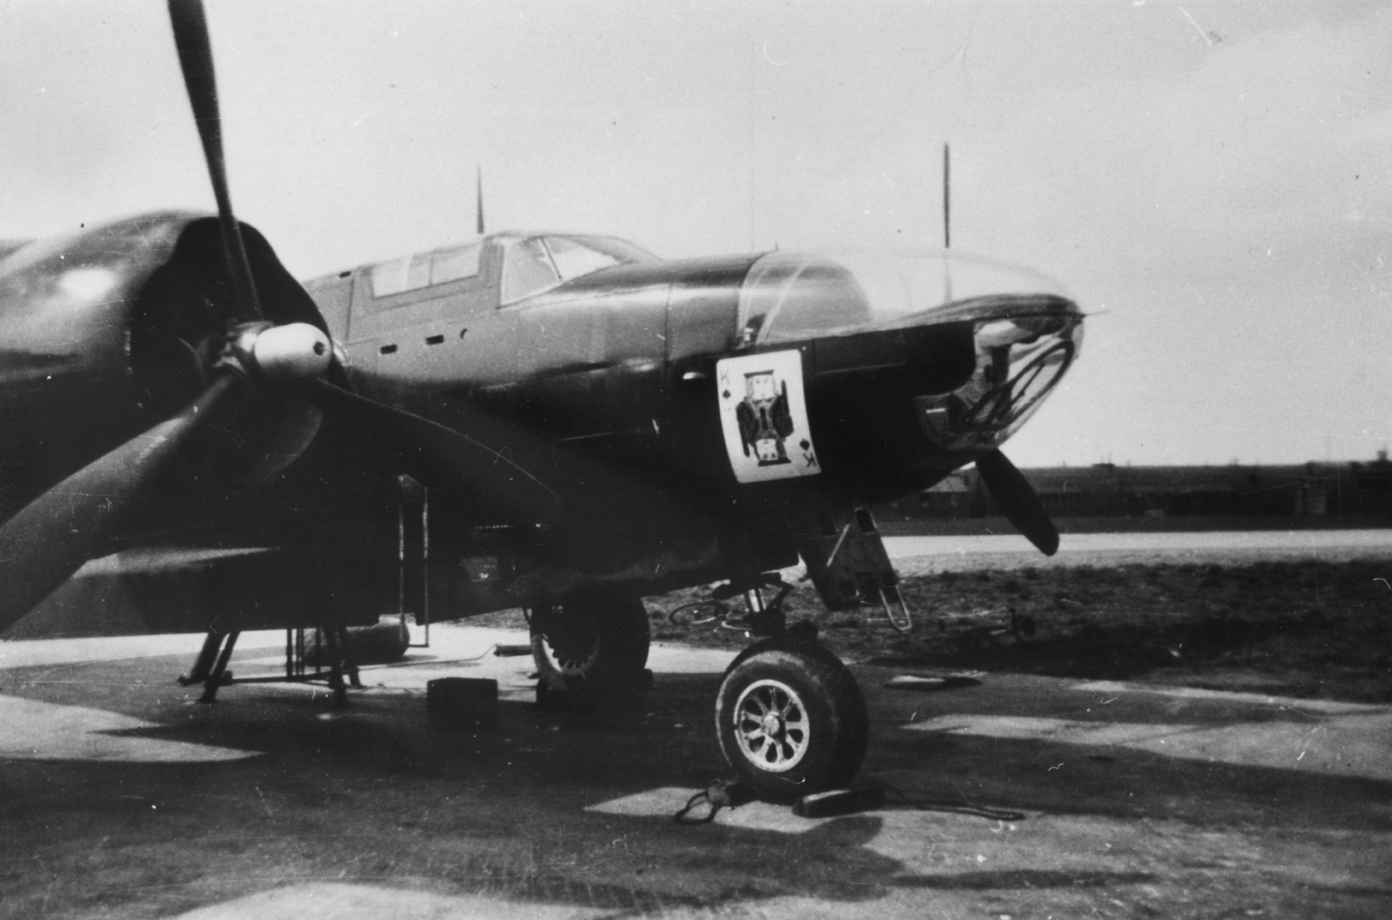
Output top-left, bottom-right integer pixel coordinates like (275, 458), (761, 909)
(787, 506), (911, 630)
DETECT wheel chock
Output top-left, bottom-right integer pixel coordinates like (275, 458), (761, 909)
(428, 677), (498, 730)
(793, 785), (886, 818)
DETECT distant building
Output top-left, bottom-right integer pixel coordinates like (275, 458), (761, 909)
(882, 453), (1392, 521)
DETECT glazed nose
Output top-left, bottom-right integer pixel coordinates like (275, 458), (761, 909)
(911, 297), (1083, 451)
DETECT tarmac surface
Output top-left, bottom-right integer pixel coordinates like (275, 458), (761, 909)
(2, 532), (1390, 919)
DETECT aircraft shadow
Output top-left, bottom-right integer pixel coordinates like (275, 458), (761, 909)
(866, 712), (1392, 833)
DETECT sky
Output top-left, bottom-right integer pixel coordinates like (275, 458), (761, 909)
(1, 0), (1389, 468)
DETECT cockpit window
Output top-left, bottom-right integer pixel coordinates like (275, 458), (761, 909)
(371, 254), (421, 298)
(431, 242), (482, 285)
(736, 256), (872, 346)
(499, 234), (658, 304)
(371, 241), (483, 298)
(501, 238), (560, 303)
(546, 236), (620, 279)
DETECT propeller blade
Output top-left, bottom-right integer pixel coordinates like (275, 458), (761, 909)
(167, 0), (260, 319)
(303, 380), (562, 529)
(975, 448), (1059, 556)
(0, 376), (239, 633)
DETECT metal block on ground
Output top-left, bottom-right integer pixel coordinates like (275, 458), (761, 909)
(427, 677), (498, 730)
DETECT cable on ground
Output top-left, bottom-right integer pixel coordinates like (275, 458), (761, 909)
(872, 779), (1027, 822)
(674, 780), (754, 824)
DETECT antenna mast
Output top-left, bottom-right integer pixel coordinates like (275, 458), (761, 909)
(475, 166), (485, 235)
(942, 142), (953, 303)
(943, 142), (951, 249)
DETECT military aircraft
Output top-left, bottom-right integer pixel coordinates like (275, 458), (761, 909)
(0, 0), (1082, 802)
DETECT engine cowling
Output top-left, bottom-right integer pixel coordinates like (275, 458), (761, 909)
(0, 211), (335, 522)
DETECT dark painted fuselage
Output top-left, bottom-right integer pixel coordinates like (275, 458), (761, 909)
(309, 234), (1081, 518)
(0, 214), (1081, 630)
(292, 232), (1082, 613)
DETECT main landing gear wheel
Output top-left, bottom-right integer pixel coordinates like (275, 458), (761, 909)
(715, 639), (869, 803)
(531, 590), (651, 695)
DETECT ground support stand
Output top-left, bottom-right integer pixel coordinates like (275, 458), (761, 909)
(178, 625), (364, 707)
(177, 630), (240, 704)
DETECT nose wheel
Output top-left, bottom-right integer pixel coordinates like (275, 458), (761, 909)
(730, 677), (813, 772)
(715, 639), (868, 802)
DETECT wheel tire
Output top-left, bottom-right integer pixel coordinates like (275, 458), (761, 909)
(531, 590), (650, 694)
(345, 615), (410, 663)
(715, 640), (869, 803)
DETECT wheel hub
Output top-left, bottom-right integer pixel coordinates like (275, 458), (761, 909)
(541, 613), (601, 676)
(731, 678), (810, 772)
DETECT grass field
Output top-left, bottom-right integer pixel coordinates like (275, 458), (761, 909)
(875, 513), (1392, 536)
(647, 558), (1392, 703)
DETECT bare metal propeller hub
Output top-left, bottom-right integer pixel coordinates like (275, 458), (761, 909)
(250, 322), (332, 381)
(220, 322), (332, 383)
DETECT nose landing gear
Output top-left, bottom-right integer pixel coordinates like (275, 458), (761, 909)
(679, 562), (863, 801)
(695, 574), (868, 802)
(716, 637), (868, 803)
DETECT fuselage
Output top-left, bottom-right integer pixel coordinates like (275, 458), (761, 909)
(0, 214), (1082, 625)
(305, 232), (1083, 516)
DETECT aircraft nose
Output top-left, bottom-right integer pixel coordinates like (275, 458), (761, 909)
(907, 293), (1082, 452)
(736, 249), (1082, 470)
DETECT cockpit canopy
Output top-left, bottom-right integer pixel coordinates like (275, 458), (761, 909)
(370, 240), (486, 298)
(498, 234), (659, 304)
(736, 250), (1072, 346)
(368, 233), (658, 303)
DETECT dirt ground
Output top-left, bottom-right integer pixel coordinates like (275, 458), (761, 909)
(647, 558), (1392, 703)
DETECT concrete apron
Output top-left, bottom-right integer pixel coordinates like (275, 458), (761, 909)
(0, 622), (1388, 920)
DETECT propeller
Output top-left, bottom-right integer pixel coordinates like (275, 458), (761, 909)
(0, 0), (562, 631)
(975, 448), (1059, 556)
(0, 1), (263, 629)
(167, 0), (260, 321)
(168, 0), (557, 523)
(0, 377), (239, 633)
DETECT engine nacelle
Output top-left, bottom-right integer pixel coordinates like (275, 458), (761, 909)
(0, 212), (336, 520)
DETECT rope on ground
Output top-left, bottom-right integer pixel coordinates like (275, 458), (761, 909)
(873, 779), (1027, 822)
(673, 778), (1022, 825)
(674, 780), (751, 824)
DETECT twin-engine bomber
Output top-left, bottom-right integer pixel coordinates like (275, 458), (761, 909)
(0, 0), (1082, 800)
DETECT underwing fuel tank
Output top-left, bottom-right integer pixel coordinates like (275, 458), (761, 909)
(707, 249), (1083, 502)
